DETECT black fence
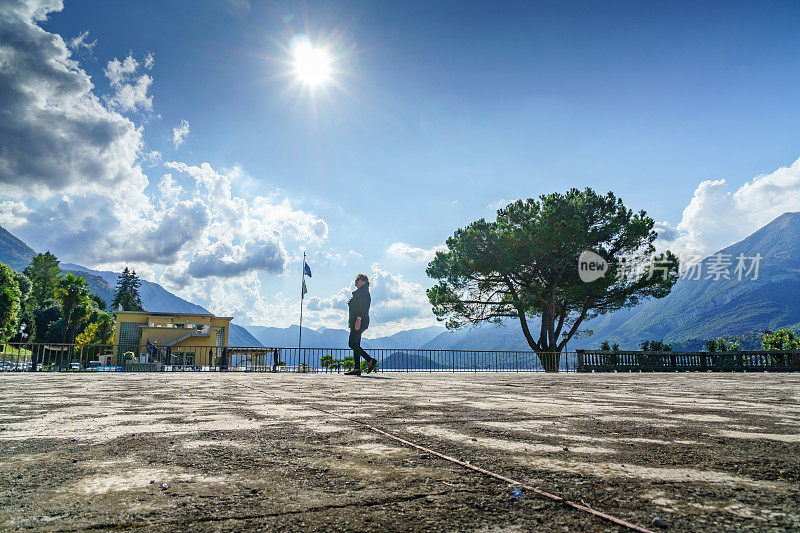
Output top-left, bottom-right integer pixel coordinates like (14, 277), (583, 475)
(0, 343), (576, 372)
(5, 344), (798, 373)
(576, 350), (800, 372)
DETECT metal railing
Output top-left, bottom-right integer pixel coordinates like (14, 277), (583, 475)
(4, 344), (799, 373)
(576, 350), (800, 372)
(0, 343), (576, 373)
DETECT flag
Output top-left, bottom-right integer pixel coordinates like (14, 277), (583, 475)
(303, 261), (312, 278)
(302, 278), (308, 298)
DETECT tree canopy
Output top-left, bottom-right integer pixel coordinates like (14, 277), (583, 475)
(0, 262), (23, 344)
(111, 267), (145, 312)
(55, 273), (92, 344)
(427, 188), (679, 371)
(23, 251), (61, 308)
(761, 329), (799, 350)
(76, 313), (115, 347)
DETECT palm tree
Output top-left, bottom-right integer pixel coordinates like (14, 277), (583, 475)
(55, 273), (91, 344)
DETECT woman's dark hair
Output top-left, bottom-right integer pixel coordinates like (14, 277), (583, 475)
(356, 273), (370, 287)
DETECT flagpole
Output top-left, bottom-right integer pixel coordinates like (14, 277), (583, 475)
(298, 251), (305, 370)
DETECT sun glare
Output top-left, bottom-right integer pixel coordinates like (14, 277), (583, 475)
(292, 40), (331, 87)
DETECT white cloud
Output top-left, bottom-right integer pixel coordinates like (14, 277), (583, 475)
(157, 173), (182, 205)
(386, 241), (447, 263)
(67, 30), (96, 53)
(186, 240), (284, 278)
(303, 263), (436, 336)
(104, 54), (153, 112)
(657, 157), (800, 259)
(146, 150), (162, 166)
(0, 200), (34, 229)
(0, 2), (331, 328)
(487, 198), (509, 210)
(172, 119), (190, 149)
(0, 2), (147, 199)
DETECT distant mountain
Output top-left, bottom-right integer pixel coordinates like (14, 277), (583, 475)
(0, 226), (35, 271)
(63, 269), (114, 307)
(422, 321), (532, 351)
(380, 351), (448, 370)
(5, 211), (799, 353)
(228, 324), (263, 347)
(61, 263), (259, 347)
(0, 226), (260, 347)
(585, 211), (800, 349)
(243, 324), (445, 350)
(61, 263), (209, 315)
(244, 325), (340, 348)
(366, 326), (445, 349)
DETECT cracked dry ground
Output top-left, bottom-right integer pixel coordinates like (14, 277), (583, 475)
(0, 373), (799, 532)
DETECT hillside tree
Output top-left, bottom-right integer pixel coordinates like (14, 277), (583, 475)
(76, 313), (115, 347)
(427, 188), (679, 372)
(761, 330), (799, 350)
(111, 267), (145, 311)
(0, 262), (23, 344)
(23, 251), (61, 308)
(9, 271), (35, 344)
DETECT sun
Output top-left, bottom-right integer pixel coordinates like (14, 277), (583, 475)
(292, 39), (331, 87)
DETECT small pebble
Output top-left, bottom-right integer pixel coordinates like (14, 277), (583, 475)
(563, 446), (570, 452)
(161, 483), (169, 490)
(652, 517), (667, 529)
(150, 480), (155, 484)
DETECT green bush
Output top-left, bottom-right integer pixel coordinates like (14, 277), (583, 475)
(761, 330), (799, 350)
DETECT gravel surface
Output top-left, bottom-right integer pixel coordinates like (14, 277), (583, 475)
(1, 372), (798, 532)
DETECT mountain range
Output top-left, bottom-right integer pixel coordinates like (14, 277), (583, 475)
(2, 211), (799, 351)
(0, 232), (260, 347)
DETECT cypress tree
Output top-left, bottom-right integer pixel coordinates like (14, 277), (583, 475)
(111, 268), (145, 312)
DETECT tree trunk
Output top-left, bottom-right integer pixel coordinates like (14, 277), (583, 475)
(538, 352), (560, 372)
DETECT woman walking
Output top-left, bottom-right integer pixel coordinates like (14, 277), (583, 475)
(345, 274), (377, 375)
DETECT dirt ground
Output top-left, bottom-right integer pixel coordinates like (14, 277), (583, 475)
(0, 372), (798, 532)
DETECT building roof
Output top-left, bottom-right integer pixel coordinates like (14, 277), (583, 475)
(114, 310), (233, 320)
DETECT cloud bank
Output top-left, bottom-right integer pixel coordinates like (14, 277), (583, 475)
(656, 157), (800, 259)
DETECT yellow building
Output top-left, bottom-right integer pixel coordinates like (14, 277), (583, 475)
(113, 311), (232, 366)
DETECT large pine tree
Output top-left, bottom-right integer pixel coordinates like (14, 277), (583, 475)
(111, 267), (145, 312)
(23, 251), (61, 308)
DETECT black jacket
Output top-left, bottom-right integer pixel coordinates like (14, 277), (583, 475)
(348, 285), (371, 330)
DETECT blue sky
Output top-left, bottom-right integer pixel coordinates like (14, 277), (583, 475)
(3, 0), (800, 335)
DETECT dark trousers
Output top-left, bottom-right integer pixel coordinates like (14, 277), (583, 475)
(348, 328), (373, 368)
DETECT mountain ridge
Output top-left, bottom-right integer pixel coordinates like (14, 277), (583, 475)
(3, 212), (800, 352)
